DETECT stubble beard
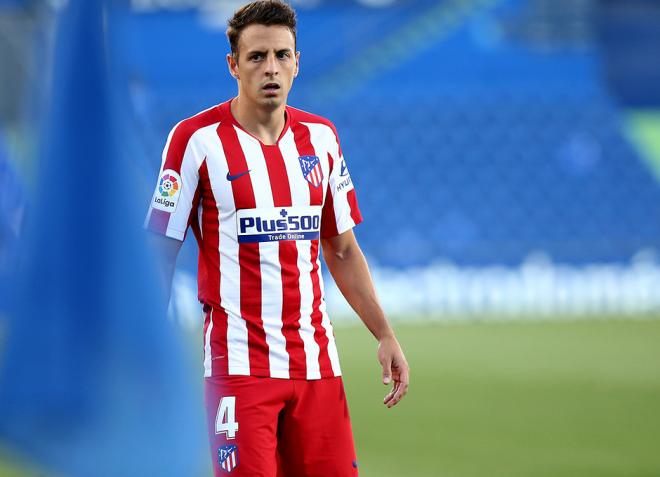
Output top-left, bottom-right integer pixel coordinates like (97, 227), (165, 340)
(258, 92), (285, 111)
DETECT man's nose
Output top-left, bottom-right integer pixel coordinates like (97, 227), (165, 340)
(264, 52), (279, 75)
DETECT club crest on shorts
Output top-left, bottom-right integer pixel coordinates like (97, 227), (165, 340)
(298, 155), (323, 188)
(218, 444), (239, 473)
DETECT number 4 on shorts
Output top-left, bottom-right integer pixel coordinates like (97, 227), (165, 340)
(215, 396), (239, 439)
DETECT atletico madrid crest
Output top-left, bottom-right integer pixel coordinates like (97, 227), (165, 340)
(218, 444), (239, 473)
(298, 155), (323, 188)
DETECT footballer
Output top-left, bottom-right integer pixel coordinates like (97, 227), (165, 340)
(145, 1), (409, 475)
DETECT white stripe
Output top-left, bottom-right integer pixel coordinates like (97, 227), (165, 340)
(145, 106), (222, 232)
(280, 130), (322, 379)
(296, 242), (321, 379)
(330, 153), (358, 234)
(300, 122), (331, 191)
(165, 127), (208, 236)
(299, 123), (343, 376)
(236, 128), (290, 378)
(203, 309), (214, 377)
(197, 201), (203, 239)
(199, 123), (250, 375)
(161, 121), (180, 168)
(303, 122), (356, 234)
(279, 128), (311, 197)
(317, 269), (342, 376)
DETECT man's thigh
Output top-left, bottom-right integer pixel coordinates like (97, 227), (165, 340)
(205, 375), (290, 477)
(277, 377), (359, 477)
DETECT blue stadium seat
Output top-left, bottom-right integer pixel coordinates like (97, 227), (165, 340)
(121, 1), (660, 268)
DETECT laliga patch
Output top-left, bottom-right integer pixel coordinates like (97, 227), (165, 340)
(218, 444), (239, 473)
(152, 169), (181, 212)
(236, 206), (322, 243)
(298, 155), (323, 188)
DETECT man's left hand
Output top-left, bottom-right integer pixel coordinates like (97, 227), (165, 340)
(378, 334), (410, 408)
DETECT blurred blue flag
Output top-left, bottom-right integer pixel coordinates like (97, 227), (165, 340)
(0, 126), (23, 297)
(0, 1), (204, 475)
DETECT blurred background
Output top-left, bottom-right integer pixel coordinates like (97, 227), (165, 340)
(1, 0), (659, 476)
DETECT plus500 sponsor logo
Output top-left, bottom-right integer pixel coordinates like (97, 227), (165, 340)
(236, 206), (321, 243)
(240, 215), (320, 233)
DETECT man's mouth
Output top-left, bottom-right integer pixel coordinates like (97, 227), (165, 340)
(263, 83), (281, 92)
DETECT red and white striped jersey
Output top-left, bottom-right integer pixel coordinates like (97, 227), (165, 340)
(145, 100), (362, 380)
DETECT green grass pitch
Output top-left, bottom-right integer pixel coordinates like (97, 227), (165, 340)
(2, 319), (659, 476)
(336, 319), (660, 477)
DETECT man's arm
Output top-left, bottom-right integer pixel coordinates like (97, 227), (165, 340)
(149, 232), (183, 303)
(321, 230), (409, 408)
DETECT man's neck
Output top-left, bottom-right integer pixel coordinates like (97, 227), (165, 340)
(231, 96), (287, 146)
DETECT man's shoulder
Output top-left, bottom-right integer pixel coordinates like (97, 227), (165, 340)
(169, 103), (225, 138)
(287, 105), (339, 138)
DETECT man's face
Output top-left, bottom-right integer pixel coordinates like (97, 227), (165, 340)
(228, 24), (299, 110)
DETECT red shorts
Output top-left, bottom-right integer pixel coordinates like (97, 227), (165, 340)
(204, 375), (359, 477)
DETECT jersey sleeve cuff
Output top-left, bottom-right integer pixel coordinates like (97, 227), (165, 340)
(321, 216), (362, 239)
(145, 225), (186, 242)
(144, 208), (186, 241)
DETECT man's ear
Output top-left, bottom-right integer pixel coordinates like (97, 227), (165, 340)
(227, 53), (239, 79)
(294, 51), (300, 78)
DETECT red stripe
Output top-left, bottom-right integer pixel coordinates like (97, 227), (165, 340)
(327, 151), (335, 176)
(320, 187), (338, 238)
(163, 108), (219, 171)
(197, 161), (228, 375)
(347, 188), (363, 227)
(321, 151), (339, 238)
(290, 121), (333, 376)
(188, 182), (202, 234)
(183, 174), (202, 243)
(260, 145), (292, 205)
(196, 161), (218, 303)
(149, 107), (220, 236)
(309, 240), (333, 377)
(217, 123), (270, 374)
(262, 144), (307, 378)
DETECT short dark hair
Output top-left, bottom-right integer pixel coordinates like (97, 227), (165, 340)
(227, 1), (297, 58)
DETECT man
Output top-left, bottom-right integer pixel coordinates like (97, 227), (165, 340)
(145, 1), (409, 475)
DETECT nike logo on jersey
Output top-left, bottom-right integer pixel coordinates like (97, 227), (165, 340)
(226, 170), (250, 181)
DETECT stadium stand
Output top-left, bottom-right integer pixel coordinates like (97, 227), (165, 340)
(121, 0), (660, 270)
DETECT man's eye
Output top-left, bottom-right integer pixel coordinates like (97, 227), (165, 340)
(277, 52), (290, 59)
(250, 54), (263, 61)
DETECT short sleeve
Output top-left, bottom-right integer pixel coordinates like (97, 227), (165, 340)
(320, 131), (363, 239)
(144, 121), (205, 241)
